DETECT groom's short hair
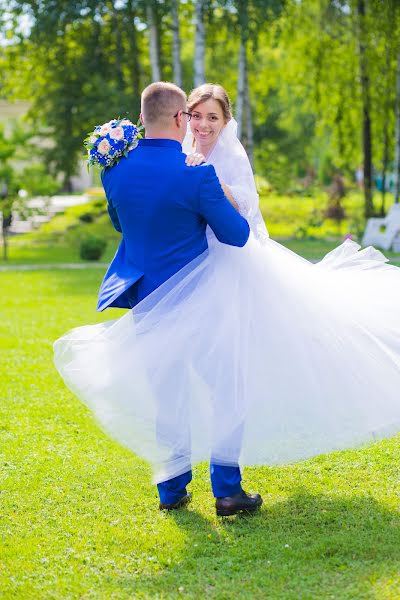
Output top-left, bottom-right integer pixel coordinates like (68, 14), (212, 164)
(141, 82), (187, 127)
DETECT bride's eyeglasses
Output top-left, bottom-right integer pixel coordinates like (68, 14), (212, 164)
(173, 110), (193, 121)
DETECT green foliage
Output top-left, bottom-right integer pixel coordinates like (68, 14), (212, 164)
(0, 122), (59, 259)
(79, 234), (107, 261)
(0, 123), (59, 198)
(4, 1), (156, 186)
(1, 0), (399, 200)
(293, 208), (324, 240)
(20, 164), (59, 197)
(0, 124), (18, 193)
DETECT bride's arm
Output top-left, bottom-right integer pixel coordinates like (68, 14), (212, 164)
(220, 154), (260, 219)
(220, 181), (239, 211)
(185, 153), (239, 210)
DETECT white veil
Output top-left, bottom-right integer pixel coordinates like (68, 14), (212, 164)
(183, 117), (269, 243)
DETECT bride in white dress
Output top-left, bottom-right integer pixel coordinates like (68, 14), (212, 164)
(54, 84), (400, 485)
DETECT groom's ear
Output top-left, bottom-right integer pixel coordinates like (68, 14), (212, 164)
(175, 110), (184, 128)
(139, 113), (144, 126)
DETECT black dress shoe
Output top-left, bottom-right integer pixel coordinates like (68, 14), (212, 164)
(216, 490), (263, 516)
(159, 492), (192, 511)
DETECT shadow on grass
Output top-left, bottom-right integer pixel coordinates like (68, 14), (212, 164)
(127, 492), (400, 598)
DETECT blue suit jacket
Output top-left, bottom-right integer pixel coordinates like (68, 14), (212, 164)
(97, 138), (250, 311)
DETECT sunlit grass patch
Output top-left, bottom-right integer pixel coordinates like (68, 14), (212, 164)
(1, 269), (399, 599)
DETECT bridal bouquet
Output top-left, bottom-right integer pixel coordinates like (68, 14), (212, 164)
(84, 118), (142, 169)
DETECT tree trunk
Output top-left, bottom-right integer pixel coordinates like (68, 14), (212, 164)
(92, 17), (103, 70)
(61, 112), (74, 192)
(381, 51), (391, 214)
(380, 0), (395, 215)
(381, 118), (390, 214)
(171, 0), (182, 87)
(2, 226), (8, 261)
(1, 210), (11, 261)
(236, 36), (246, 140)
(63, 174), (73, 193)
(112, 5), (124, 91)
(127, 0), (141, 116)
(395, 48), (400, 203)
(356, 0), (374, 218)
(244, 71), (254, 169)
(194, 0), (205, 87)
(236, 33), (254, 168)
(147, 1), (161, 82)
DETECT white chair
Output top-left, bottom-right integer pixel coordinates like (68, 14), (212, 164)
(362, 203), (400, 251)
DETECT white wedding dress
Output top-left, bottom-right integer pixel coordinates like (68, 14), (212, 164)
(54, 120), (400, 484)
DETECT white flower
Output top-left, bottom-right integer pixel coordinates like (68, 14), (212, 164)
(89, 135), (97, 144)
(128, 139), (139, 151)
(99, 123), (111, 136)
(109, 126), (124, 141)
(98, 139), (111, 155)
(120, 119), (132, 125)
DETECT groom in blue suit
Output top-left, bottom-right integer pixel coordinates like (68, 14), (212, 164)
(98, 82), (262, 516)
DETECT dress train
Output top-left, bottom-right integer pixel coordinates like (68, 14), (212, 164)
(54, 237), (400, 482)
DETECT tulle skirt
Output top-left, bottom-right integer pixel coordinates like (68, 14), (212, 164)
(54, 236), (400, 483)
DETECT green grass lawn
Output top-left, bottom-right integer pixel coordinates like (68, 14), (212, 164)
(1, 269), (400, 599)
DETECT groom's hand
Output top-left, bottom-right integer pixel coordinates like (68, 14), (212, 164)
(185, 153), (206, 167)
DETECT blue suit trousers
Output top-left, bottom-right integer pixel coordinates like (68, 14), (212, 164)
(157, 464), (242, 504)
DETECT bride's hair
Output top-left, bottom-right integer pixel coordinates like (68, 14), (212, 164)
(187, 84), (232, 123)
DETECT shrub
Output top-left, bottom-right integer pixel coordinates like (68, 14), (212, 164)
(346, 212), (366, 241)
(79, 235), (107, 261)
(79, 212), (95, 223)
(293, 208), (323, 240)
(93, 199), (106, 209)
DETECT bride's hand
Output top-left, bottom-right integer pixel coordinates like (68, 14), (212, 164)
(185, 152), (206, 167)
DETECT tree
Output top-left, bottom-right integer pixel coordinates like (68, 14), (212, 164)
(147, 0), (161, 81)
(235, 0), (284, 167)
(194, 0), (206, 86)
(2, 0), (145, 188)
(1, 0), (398, 199)
(236, 33), (254, 166)
(378, 0), (396, 214)
(126, 0), (141, 102)
(171, 0), (183, 86)
(0, 124), (58, 260)
(273, 0), (385, 202)
(0, 128), (17, 261)
(395, 48), (400, 203)
(354, 0), (374, 218)
(236, 35), (246, 141)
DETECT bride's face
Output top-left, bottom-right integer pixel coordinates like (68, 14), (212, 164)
(190, 99), (225, 151)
